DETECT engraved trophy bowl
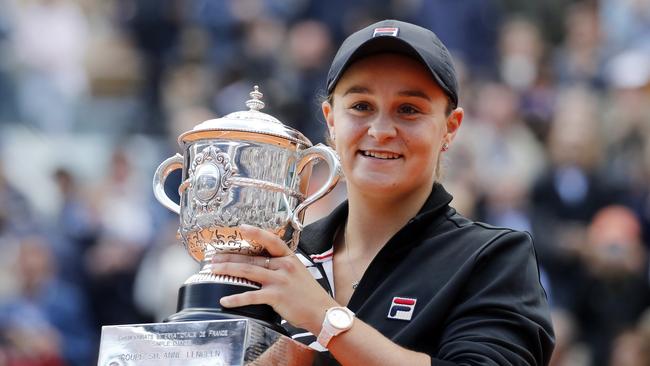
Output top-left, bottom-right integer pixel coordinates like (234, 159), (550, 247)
(153, 86), (341, 331)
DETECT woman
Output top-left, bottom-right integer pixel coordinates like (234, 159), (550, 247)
(211, 19), (554, 365)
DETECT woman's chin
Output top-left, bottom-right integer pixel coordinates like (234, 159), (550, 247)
(347, 174), (404, 196)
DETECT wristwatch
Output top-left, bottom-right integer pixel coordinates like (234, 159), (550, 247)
(317, 306), (355, 348)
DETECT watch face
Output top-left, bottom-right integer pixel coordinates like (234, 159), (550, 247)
(329, 308), (353, 329)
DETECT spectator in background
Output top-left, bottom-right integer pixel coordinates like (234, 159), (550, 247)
(275, 19), (334, 143)
(0, 236), (94, 366)
(601, 49), (650, 244)
(498, 16), (546, 93)
(211, 16), (285, 118)
(452, 78), (542, 234)
(455, 82), (546, 197)
(190, 0), (279, 70)
(531, 87), (620, 310)
(84, 148), (155, 327)
(553, 2), (606, 88)
(601, 49), (650, 187)
(50, 168), (99, 288)
(573, 205), (650, 365)
(81, 13), (144, 135)
(412, 0), (502, 78)
(118, 0), (184, 135)
(11, 0), (89, 133)
(240, 16), (287, 83)
(497, 16), (556, 140)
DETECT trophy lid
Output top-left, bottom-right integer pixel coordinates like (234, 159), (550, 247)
(179, 86), (313, 147)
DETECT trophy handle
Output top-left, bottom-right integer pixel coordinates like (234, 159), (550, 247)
(291, 144), (341, 231)
(153, 153), (184, 214)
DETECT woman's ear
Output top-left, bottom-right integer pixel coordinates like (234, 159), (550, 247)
(322, 100), (335, 141)
(445, 107), (464, 144)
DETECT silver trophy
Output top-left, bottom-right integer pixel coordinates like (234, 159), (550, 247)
(152, 85), (340, 327)
(98, 88), (342, 365)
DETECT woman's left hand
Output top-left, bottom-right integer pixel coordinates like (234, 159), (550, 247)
(211, 224), (338, 333)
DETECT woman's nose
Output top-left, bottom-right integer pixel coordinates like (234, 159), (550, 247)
(368, 115), (397, 141)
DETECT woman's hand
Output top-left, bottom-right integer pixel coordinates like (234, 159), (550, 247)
(211, 224), (338, 333)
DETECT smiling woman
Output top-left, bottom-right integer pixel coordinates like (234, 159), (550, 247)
(212, 19), (555, 366)
(322, 53), (460, 202)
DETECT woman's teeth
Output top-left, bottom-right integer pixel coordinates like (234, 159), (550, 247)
(362, 151), (401, 159)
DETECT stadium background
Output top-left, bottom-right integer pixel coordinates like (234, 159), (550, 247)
(0, 0), (649, 365)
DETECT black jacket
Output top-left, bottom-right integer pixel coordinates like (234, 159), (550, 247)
(285, 183), (555, 365)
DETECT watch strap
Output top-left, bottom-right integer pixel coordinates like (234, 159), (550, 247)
(316, 306), (355, 348)
(316, 327), (336, 348)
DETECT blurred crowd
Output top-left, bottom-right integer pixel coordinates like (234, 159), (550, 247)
(0, 0), (649, 365)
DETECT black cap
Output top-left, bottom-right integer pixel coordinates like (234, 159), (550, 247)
(326, 19), (459, 108)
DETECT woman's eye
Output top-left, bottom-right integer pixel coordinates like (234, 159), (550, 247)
(351, 102), (372, 112)
(398, 105), (420, 115)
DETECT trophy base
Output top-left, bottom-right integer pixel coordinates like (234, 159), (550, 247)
(166, 282), (286, 335)
(98, 319), (320, 365)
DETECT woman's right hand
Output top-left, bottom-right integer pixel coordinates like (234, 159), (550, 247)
(210, 224), (339, 333)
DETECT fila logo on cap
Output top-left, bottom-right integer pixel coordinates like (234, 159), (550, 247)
(387, 297), (417, 321)
(373, 27), (399, 37)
